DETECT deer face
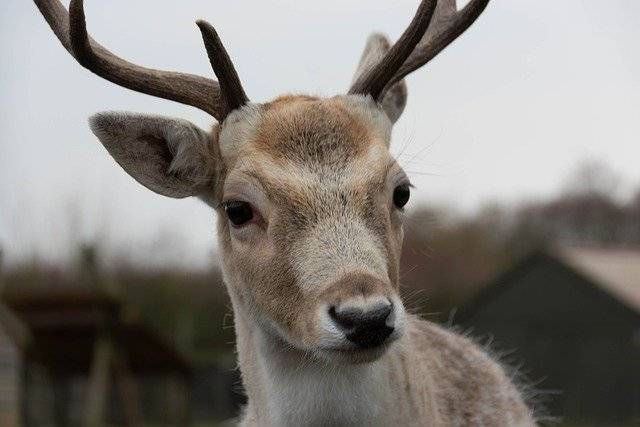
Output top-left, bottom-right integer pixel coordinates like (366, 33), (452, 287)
(216, 95), (408, 362)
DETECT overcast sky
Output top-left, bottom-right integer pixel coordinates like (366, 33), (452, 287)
(1, 0), (639, 267)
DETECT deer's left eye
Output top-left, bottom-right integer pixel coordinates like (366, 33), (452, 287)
(392, 184), (410, 209)
(224, 201), (254, 227)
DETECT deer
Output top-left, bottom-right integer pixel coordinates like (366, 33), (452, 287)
(34, 0), (536, 425)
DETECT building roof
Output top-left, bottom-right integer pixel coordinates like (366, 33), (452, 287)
(554, 245), (640, 313)
(0, 288), (192, 375)
(457, 245), (640, 323)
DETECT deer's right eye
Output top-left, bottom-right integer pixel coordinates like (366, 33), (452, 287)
(224, 201), (254, 227)
(392, 184), (411, 209)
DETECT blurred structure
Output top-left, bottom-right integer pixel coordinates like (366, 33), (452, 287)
(0, 243), (240, 426)
(0, 289), (192, 427)
(0, 302), (25, 427)
(401, 163), (640, 324)
(456, 246), (640, 425)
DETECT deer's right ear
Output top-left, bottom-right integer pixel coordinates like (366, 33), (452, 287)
(89, 112), (219, 200)
(351, 33), (408, 124)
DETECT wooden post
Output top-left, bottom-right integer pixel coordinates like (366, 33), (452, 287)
(166, 375), (189, 427)
(52, 375), (71, 427)
(113, 350), (142, 427)
(19, 359), (30, 427)
(83, 335), (113, 427)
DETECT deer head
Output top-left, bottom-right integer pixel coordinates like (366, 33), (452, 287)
(35, 0), (489, 364)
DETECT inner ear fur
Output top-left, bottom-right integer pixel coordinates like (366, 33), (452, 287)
(89, 111), (219, 200)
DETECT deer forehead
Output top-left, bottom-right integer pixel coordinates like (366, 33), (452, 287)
(218, 94), (393, 173)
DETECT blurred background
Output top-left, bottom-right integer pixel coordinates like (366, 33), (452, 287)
(1, 0), (639, 426)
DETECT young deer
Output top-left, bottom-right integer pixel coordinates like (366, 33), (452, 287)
(35, 0), (536, 425)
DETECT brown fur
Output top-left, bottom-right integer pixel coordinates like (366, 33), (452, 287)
(255, 96), (373, 164)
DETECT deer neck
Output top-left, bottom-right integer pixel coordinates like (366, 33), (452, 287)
(230, 294), (393, 427)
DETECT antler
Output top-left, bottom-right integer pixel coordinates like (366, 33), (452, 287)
(349, 0), (437, 100)
(33, 0), (248, 121)
(350, 0), (490, 101)
(196, 21), (249, 114)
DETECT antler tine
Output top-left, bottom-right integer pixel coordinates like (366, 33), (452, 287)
(196, 21), (249, 117)
(349, 0), (437, 100)
(383, 0), (490, 95)
(34, 0), (232, 121)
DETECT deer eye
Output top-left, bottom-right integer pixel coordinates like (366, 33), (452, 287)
(224, 201), (254, 227)
(392, 184), (410, 209)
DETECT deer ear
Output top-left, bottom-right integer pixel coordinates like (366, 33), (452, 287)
(89, 112), (218, 200)
(351, 33), (407, 124)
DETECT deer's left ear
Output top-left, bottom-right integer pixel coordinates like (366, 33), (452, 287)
(89, 112), (218, 201)
(351, 33), (407, 124)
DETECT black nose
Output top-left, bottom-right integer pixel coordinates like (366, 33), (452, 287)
(329, 302), (394, 348)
